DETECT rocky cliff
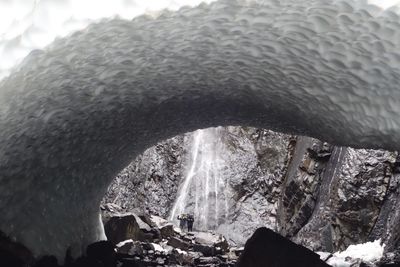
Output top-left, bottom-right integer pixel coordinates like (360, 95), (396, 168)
(103, 135), (186, 217)
(103, 126), (399, 261)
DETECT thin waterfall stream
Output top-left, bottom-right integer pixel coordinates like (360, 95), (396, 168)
(169, 128), (230, 231)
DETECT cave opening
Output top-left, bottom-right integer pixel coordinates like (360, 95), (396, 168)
(1, 0), (400, 266)
(101, 125), (398, 267)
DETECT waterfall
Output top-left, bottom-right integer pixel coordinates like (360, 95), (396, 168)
(169, 127), (230, 231)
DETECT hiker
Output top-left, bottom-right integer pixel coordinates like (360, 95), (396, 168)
(187, 214), (194, 232)
(177, 214), (187, 231)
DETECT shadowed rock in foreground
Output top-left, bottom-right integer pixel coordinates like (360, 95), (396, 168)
(237, 227), (330, 267)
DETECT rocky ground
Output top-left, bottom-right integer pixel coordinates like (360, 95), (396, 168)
(99, 203), (397, 267)
(101, 203), (239, 267)
(1, 202), (399, 266)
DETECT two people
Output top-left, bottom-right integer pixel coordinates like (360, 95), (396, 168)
(177, 213), (194, 232)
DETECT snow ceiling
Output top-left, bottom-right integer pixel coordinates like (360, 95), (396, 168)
(1, 0), (400, 260)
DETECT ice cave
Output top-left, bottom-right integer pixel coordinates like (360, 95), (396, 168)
(1, 0), (400, 266)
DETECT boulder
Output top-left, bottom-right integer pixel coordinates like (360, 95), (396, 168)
(0, 231), (34, 267)
(150, 215), (169, 228)
(192, 232), (229, 252)
(171, 249), (199, 266)
(116, 240), (144, 256)
(159, 224), (175, 239)
(236, 227), (331, 267)
(32, 255), (59, 267)
(167, 237), (191, 251)
(86, 241), (117, 267)
(193, 243), (216, 257)
(103, 212), (156, 244)
(196, 256), (222, 265)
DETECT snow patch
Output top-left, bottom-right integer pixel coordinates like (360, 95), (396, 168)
(327, 240), (385, 266)
(175, 248), (188, 255)
(151, 243), (165, 252)
(116, 239), (134, 248)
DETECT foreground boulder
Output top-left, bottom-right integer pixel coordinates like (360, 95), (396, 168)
(102, 212), (158, 244)
(237, 227), (330, 267)
(0, 231), (34, 267)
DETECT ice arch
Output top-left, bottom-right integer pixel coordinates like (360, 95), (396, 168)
(1, 0), (400, 260)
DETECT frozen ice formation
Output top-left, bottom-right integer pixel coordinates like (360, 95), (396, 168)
(1, 0), (400, 260)
(0, 0), (218, 80)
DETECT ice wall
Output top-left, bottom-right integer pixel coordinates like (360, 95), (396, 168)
(1, 0), (400, 260)
(0, 0), (218, 80)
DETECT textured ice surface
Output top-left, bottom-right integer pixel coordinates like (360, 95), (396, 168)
(0, 0), (217, 80)
(2, 0), (400, 260)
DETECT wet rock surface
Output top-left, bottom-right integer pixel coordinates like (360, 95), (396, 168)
(102, 136), (185, 217)
(104, 208), (237, 267)
(104, 127), (294, 246)
(104, 126), (400, 265)
(237, 227), (330, 267)
(0, 216), (397, 267)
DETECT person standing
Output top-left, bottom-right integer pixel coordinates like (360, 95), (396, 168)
(177, 214), (187, 231)
(187, 214), (194, 232)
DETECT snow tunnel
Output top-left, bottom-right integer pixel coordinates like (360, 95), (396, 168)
(1, 0), (400, 261)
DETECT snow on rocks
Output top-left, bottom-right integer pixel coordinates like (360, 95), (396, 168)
(321, 240), (385, 267)
(103, 208), (239, 266)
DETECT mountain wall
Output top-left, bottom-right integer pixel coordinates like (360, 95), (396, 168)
(103, 126), (399, 259)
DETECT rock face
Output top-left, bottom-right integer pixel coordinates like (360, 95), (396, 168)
(102, 136), (185, 217)
(104, 127), (294, 245)
(103, 126), (400, 261)
(286, 145), (396, 252)
(237, 227), (330, 267)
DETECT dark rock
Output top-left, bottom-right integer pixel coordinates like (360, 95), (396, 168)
(159, 224), (175, 239)
(197, 256), (222, 265)
(103, 213), (155, 244)
(86, 241), (116, 267)
(0, 231), (34, 267)
(117, 257), (144, 267)
(278, 138), (331, 242)
(170, 249), (201, 266)
(193, 243), (216, 257)
(141, 242), (154, 251)
(32, 256), (59, 267)
(102, 135), (185, 217)
(236, 227), (330, 267)
(167, 237), (190, 250)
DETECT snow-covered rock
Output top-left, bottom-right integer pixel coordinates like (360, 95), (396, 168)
(327, 240), (385, 267)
